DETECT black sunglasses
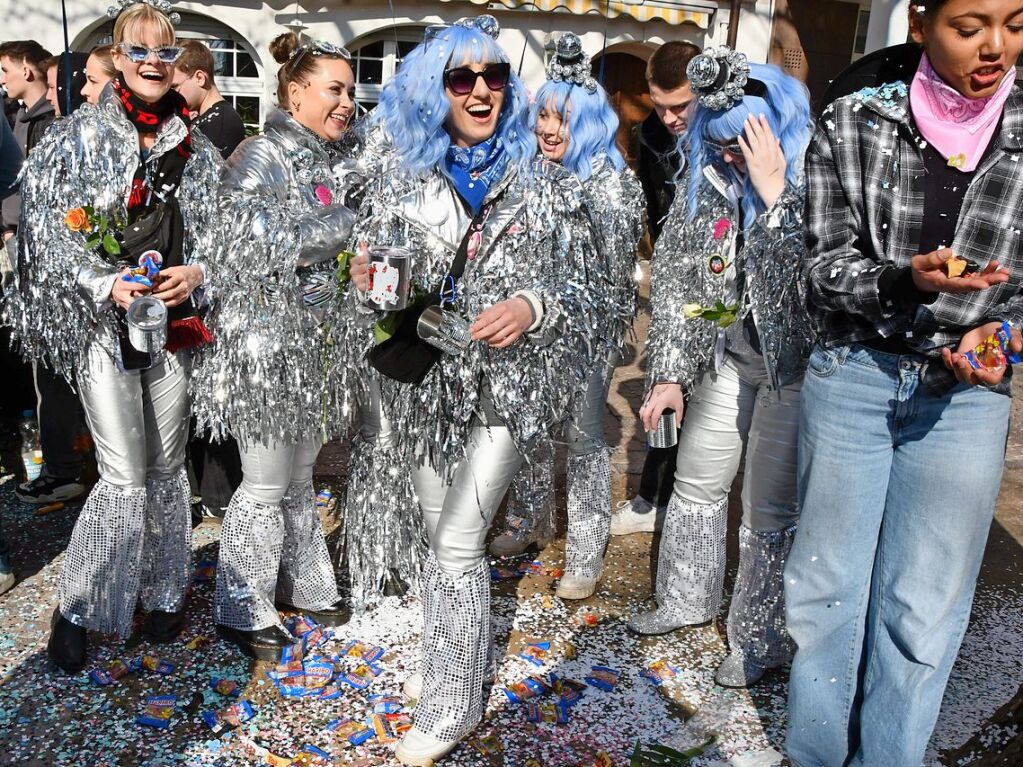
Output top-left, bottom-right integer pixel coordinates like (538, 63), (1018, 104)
(443, 63), (511, 95)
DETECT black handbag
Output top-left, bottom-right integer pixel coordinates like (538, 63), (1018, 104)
(368, 200), (494, 385)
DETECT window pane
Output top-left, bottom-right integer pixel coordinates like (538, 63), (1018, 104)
(211, 51), (232, 77)
(359, 40), (385, 59)
(208, 39), (232, 50)
(236, 50), (257, 78)
(358, 58), (383, 85)
(397, 40), (418, 59)
(235, 96), (260, 125)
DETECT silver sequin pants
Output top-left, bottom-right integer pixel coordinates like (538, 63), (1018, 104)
(214, 436), (340, 631)
(412, 421), (523, 739)
(59, 343), (191, 637)
(656, 344), (800, 658)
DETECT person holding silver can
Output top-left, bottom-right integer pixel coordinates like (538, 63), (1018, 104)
(349, 17), (598, 764)
(488, 33), (645, 602)
(629, 49), (813, 689)
(3, 2), (222, 673)
(189, 31), (360, 660)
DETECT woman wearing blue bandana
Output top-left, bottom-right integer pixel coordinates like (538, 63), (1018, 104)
(350, 16), (597, 764)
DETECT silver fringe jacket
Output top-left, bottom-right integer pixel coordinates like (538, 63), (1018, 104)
(354, 159), (601, 472)
(190, 109), (358, 445)
(580, 155), (645, 356)
(3, 87), (222, 379)
(647, 165), (811, 392)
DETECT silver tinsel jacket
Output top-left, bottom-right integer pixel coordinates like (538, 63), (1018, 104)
(647, 166), (811, 392)
(3, 88), (222, 379)
(580, 155), (645, 357)
(190, 109), (358, 446)
(355, 159), (600, 471)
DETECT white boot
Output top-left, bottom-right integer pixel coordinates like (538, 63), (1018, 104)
(610, 496), (666, 535)
(396, 727), (461, 766)
(557, 451), (611, 600)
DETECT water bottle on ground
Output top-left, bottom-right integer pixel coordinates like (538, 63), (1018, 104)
(19, 410), (43, 483)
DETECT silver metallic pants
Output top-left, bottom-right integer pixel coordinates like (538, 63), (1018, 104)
(59, 344), (191, 637)
(214, 436), (340, 630)
(412, 419), (523, 739)
(656, 344), (800, 660)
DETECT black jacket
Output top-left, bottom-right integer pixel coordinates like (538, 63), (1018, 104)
(635, 111), (681, 243)
(1, 95), (55, 236)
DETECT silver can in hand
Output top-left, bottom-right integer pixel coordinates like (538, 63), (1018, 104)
(126, 295), (167, 355)
(647, 409), (678, 449)
(418, 305), (471, 356)
(364, 246), (411, 311)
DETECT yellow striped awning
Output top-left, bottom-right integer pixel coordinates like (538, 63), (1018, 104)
(440, 0), (713, 28)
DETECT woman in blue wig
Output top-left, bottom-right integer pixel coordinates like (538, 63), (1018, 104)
(630, 47), (813, 688)
(349, 16), (596, 763)
(489, 33), (644, 601)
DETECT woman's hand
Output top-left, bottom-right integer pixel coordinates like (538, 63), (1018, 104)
(942, 320), (1022, 387)
(351, 241), (370, 293)
(152, 264), (205, 308)
(110, 269), (150, 310)
(738, 114), (787, 209)
(471, 297), (533, 348)
(639, 382), (685, 432)
(911, 249), (1009, 295)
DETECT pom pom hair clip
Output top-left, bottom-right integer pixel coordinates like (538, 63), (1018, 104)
(107, 0), (181, 25)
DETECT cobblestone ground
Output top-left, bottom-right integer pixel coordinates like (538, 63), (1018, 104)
(1, 264), (1022, 765)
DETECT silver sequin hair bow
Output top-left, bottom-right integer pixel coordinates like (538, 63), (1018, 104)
(425, 14), (501, 44)
(547, 33), (597, 93)
(687, 45), (765, 112)
(107, 0), (180, 25)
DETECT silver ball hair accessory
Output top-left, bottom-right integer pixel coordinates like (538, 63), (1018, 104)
(687, 46), (750, 111)
(547, 32), (597, 93)
(107, 0), (181, 25)
(456, 14), (502, 39)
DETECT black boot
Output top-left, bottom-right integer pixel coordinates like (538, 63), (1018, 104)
(216, 623), (296, 661)
(47, 609), (87, 674)
(142, 609), (186, 643)
(276, 599), (351, 627)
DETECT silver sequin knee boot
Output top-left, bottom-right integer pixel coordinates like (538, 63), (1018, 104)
(715, 524), (796, 688)
(214, 491), (286, 631)
(628, 496), (728, 635)
(557, 450), (612, 600)
(277, 479), (344, 619)
(398, 554), (490, 763)
(58, 479), (147, 637)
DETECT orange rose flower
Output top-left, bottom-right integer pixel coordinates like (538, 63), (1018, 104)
(64, 208), (90, 233)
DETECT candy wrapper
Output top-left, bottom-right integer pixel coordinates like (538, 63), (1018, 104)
(964, 321), (1022, 370)
(138, 654), (174, 675)
(192, 560), (217, 583)
(284, 616), (329, 655)
(468, 733), (503, 758)
(519, 641), (550, 667)
(502, 675), (552, 704)
(89, 658), (132, 686)
(137, 694), (175, 729)
(341, 640), (385, 664)
(292, 745), (332, 766)
(325, 717), (374, 746)
(525, 700), (570, 724)
(202, 699), (256, 736)
(585, 666), (621, 692)
(185, 635), (210, 651)
(369, 713), (397, 743)
(386, 712), (413, 736)
(554, 677), (586, 708)
(369, 694), (403, 714)
(211, 677), (241, 697)
(491, 564), (521, 582)
(315, 489), (336, 514)
(640, 660), (679, 686)
(341, 663), (381, 690)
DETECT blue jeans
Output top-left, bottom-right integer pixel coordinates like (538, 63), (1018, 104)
(785, 343), (1009, 767)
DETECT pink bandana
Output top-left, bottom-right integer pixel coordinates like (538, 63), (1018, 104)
(909, 53), (1015, 172)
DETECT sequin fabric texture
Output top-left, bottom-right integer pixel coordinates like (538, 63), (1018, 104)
(3, 87), (222, 381)
(646, 170), (811, 392)
(190, 109), (361, 447)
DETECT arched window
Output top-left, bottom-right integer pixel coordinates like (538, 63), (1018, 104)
(80, 11), (265, 133)
(347, 27), (426, 115)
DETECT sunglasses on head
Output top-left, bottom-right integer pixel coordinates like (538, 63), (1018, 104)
(288, 40), (352, 65)
(118, 42), (183, 65)
(705, 138), (743, 156)
(443, 63), (511, 95)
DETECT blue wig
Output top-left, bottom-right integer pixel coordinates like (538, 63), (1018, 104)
(529, 79), (625, 181)
(374, 24), (535, 179)
(684, 62), (811, 228)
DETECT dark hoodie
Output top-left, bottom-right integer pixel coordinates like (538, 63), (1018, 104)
(635, 111), (682, 243)
(56, 52), (89, 117)
(1, 94), (55, 236)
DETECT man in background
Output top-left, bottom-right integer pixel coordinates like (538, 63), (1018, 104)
(172, 39), (245, 158)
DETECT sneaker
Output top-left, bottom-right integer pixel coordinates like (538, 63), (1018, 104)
(555, 572), (598, 600)
(0, 570), (14, 597)
(15, 475), (85, 505)
(488, 515), (554, 558)
(610, 497), (666, 536)
(396, 726), (463, 766)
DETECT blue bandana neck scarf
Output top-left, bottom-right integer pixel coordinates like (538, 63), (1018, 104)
(445, 135), (509, 215)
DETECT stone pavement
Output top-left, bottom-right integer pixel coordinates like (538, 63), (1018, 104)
(1, 263), (1022, 765)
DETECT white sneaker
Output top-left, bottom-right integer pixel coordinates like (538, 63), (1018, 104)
(488, 516), (553, 558)
(395, 726), (461, 766)
(555, 572), (598, 600)
(402, 672), (423, 701)
(610, 497), (665, 536)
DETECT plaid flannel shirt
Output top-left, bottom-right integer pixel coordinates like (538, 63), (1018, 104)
(803, 80), (1023, 392)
